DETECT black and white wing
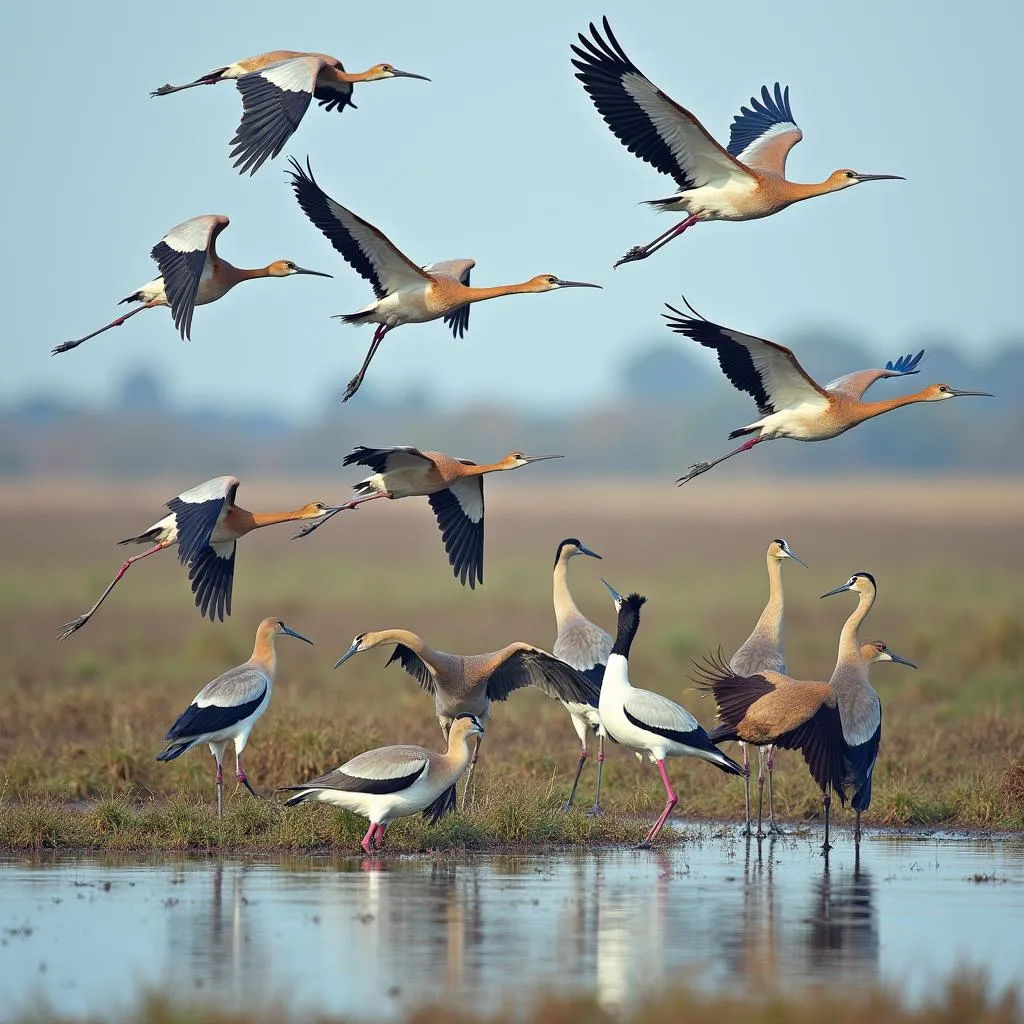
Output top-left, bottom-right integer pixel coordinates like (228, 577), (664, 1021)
(423, 259), (476, 339)
(167, 476), (237, 567)
(187, 540), (236, 622)
(151, 215), (229, 340)
(385, 643), (437, 695)
(727, 84), (802, 175)
(283, 745), (429, 802)
(775, 702), (848, 802)
(429, 475), (484, 589)
(342, 445), (433, 474)
(553, 620), (611, 710)
(163, 666), (269, 743)
(487, 647), (601, 706)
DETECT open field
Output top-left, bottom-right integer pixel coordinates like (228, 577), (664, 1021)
(1, 478), (1023, 850)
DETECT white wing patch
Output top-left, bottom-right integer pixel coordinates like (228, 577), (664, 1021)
(733, 332), (829, 412)
(176, 476), (237, 506)
(259, 55), (321, 95)
(162, 216), (225, 255)
(341, 746), (429, 781)
(195, 666), (269, 708)
(448, 477), (483, 523)
(625, 688), (701, 735)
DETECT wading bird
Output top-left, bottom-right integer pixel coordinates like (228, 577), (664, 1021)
(286, 158), (601, 400)
(296, 446), (562, 589)
(728, 539), (807, 837)
(599, 581), (743, 846)
(335, 629), (600, 809)
(58, 477), (343, 638)
(282, 713), (484, 855)
(664, 301), (993, 483)
(698, 573), (914, 850)
(53, 215), (330, 354)
(571, 18), (903, 267)
(157, 617), (312, 817)
(551, 538), (612, 814)
(153, 51), (429, 175)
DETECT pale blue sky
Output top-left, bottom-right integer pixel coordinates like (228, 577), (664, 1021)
(4, 0), (1020, 417)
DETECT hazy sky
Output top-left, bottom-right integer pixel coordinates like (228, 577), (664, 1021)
(4, 1), (1021, 417)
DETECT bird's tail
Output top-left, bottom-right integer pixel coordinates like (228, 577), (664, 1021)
(706, 745), (744, 776)
(728, 425), (760, 440)
(644, 197), (682, 211)
(336, 311), (377, 325)
(708, 723), (739, 745)
(352, 477), (376, 497)
(422, 783), (459, 824)
(281, 789), (313, 807)
(155, 742), (192, 763)
(118, 527), (163, 547)
(118, 291), (144, 306)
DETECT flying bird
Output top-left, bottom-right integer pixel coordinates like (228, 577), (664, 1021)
(58, 477), (344, 638)
(665, 301), (993, 483)
(153, 51), (429, 175)
(286, 158), (601, 400)
(157, 617), (312, 817)
(571, 18), (902, 267)
(53, 215), (329, 354)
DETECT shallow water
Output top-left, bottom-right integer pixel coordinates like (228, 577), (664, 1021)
(0, 834), (1022, 1019)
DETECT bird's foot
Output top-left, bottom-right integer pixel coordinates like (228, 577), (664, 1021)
(237, 773), (260, 799)
(820, 841), (833, 857)
(635, 840), (653, 850)
(768, 822), (785, 836)
(341, 376), (362, 403)
(613, 246), (649, 269)
(585, 803), (603, 818)
(561, 801), (574, 813)
(756, 828), (767, 840)
(741, 824), (753, 838)
(676, 462), (712, 485)
(57, 615), (89, 641)
(51, 340), (80, 356)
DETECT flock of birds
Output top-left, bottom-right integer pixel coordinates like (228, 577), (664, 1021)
(52, 18), (993, 856)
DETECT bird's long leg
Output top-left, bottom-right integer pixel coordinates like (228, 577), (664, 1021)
(854, 810), (862, 845)
(639, 759), (678, 847)
(373, 823), (387, 850)
(766, 745), (783, 835)
(151, 75), (223, 97)
(677, 436), (765, 486)
(292, 493), (389, 539)
(614, 215), (699, 268)
(588, 732), (606, 817)
(361, 821), (378, 856)
(821, 791), (832, 854)
(755, 747), (767, 840)
(460, 734), (483, 811)
(209, 742), (226, 820)
(52, 304), (152, 355)
(235, 751), (259, 799)
(343, 325), (391, 403)
(740, 742), (752, 837)
(58, 540), (172, 640)
(563, 744), (588, 812)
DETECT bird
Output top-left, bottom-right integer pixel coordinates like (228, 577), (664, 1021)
(156, 617), (312, 817)
(334, 628), (600, 809)
(58, 477), (344, 639)
(281, 713), (484, 855)
(294, 445), (563, 589)
(664, 300), (994, 483)
(727, 539), (808, 837)
(53, 215), (330, 354)
(286, 158), (601, 401)
(598, 580), (743, 847)
(697, 573), (915, 851)
(152, 51), (430, 175)
(571, 18), (903, 268)
(551, 538), (612, 814)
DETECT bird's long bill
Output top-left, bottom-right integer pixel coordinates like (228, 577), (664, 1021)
(334, 643), (360, 670)
(855, 174), (905, 182)
(523, 454), (563, 465)
(292, 266), (333, 278)
(888, 650), (918, 669)
(600, 578), (623, 604)
(282, 625), (314, 645)
(949, 388), (995, 397)
(555, 279), (603, 289)
(820, 581), (854, 599)
(786, 548), (809, 569)
(391, 69), (431, 81)
(579, 545), (602, 560)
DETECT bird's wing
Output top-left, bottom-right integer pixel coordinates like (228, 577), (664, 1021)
(571, 18), (749, 190)
(623, 687), (702, 737)
(727, 84), (802, 176)
(486, 647), (601, 705)
(288, 746), (429, 795)
(342, 445), (433, 474)
(553, 620), (612, 675)
(165, 666), (268, 741)
(774, 702), (847, 802)
(229, 56), (324, 175)
(187, 540), (237, 623)
(423, 260), (475, 339)
(825, 350), (925, 399)
(312, 61), (353, 113)
(428, 479), (484, 590)
(386, 643), (437, 695)
(150, 215), (229, 341)
(664, 304), (829, 416)
(166, 476), (238, 567)
(287, 158), (429, 299)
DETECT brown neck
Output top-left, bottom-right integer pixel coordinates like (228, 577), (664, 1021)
(782, 179), (846, 203)
(219, 263), (276, 288)
(845, 391), (933, 426)
(752, 555), (785, 647)
(337, 67), (383, 84)
(251, 629), (279, 673)
(374, 629), (441, 669)
(226, 505), (314, 535)
(553, 557), (582, 633)
(460, 282), (539, 304)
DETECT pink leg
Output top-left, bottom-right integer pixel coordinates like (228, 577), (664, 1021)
(677, 436), (765, 486)
(58, 541), (171, 640)
(588, 735), (606, 816)
(361, 821), (378, 855)
(615, 215), (699, 268)
(373, 823), (387, 849)
(52, 303), (151, 355)
(641, 759), (678, 847)
(235, 755), (258, 798)
(343, 325), (391, 403)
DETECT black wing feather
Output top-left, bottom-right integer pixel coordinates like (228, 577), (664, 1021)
(151, 241), (206, 341)
(428, 486), (484, 589)
(282, 764), (426, 798)
(727, 83), (796, 158)
(422, 783), (458, 824)
(775, 704), (848, 804)
(162, 687), (266, 744)
(487, 650), (600, 705)
(693, 652), (776, 731)
(313, 80), (354, 113)
(167, 494), (226, 567)
(846, 723), (882, 812)
(230, 73), (312, 175)
(385, 643), (435, 693)
(187, 544), (236, 622)
(623, 708), (741, 774)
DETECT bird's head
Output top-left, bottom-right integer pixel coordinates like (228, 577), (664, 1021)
(917, 383), (994, 402)
(364, 63), (431, 82)
(334, 630), (389, 668)
(821, 571), (876, 600)
(861, 640), (917, 669)
(826, 168), (905, 191)
(554, 537), (602, 568)
(522, 274), (603, 293)
(259, 617), (314, 645)
(297, 501), (340, 520)
(450, 713), (485, 741)
(769, 538), (808, 568)
(502, 451), (563, 470)
(266, 259), (332, 279)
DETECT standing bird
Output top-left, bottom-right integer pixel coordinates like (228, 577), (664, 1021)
(334, 629), (600, 809)
(571, 18), (902, 267)
(598, 581), (743, 846)
(53, 215), (329, 354)
(664, 301), (993, 483)
(295, 445), (562, 589)
(286, 158), (601, 400)
(282, 714), (484, 855)
(152, 51), (429, 175)
(157, 617), (312, 817)
(551, 539), (612, 814)
(727, 539), (808, 837)
(58, 477), (343, 638)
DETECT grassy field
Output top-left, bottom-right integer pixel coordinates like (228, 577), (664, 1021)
(1, 477), (1023, 851)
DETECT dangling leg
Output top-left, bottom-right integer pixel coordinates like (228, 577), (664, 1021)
(58, 540), (173, 639)
(209, 742), (226, 819)
(614, 215), (699, 268)
(677, 436), (765, 486)
(740, 741), (752, 837)
(151, 74), (225, 97)
(563, 717), (589, 812)
(360, 821), (378, 856)
(52, 303), (153, 355)
(766, 745), (783, 835)
(588, 731), (606, 817)
(234, 745), (259, 799)
(460, 734), (483, 811)
(755, 747), (767, 840)
(821, 791), (832, 854)
(640, 759), (678, 848)
(372, 823), (388, 850)
(343, 325), (391, 402)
